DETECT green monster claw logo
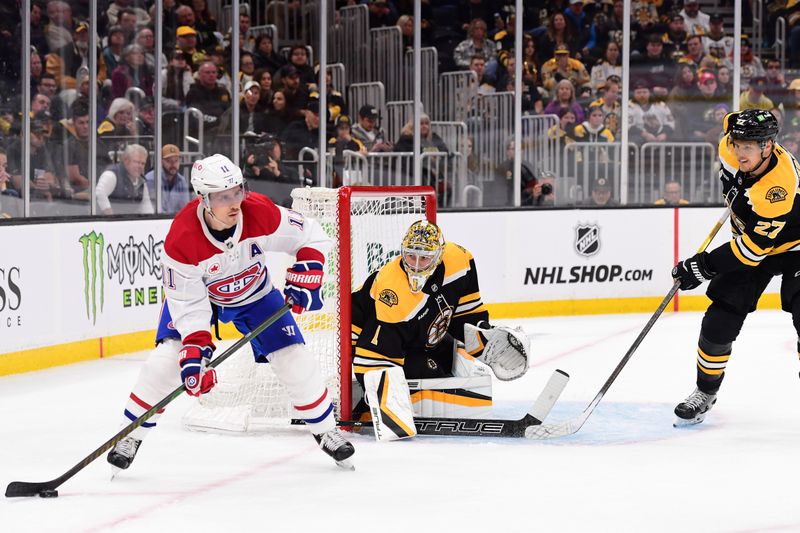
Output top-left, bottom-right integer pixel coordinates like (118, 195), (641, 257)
(79, 231), (105, 324)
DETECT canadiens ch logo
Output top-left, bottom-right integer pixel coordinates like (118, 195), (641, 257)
(207, 264), (264, 304)
(379, 289), (398, 307)
(766, 186), (788, 203)
(575, 224), (600, 257)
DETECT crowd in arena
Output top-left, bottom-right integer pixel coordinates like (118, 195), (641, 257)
(0, 0), (798, 217)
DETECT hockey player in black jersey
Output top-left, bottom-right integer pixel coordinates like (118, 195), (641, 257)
(672, 109), (800, 426)
(350, 220), (529, 429)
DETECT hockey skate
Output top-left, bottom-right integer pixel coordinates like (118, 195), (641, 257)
(314, 430), (355, 470)
(673, 388), (717, 427)
(107, 436), (142, 476)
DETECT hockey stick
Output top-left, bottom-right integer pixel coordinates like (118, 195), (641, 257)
(338, 369), (570, 438)
(5, 303), (292, 498)
(526, 207), (731, 440)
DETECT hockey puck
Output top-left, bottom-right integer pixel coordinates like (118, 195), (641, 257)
(39, 489), (58, 498)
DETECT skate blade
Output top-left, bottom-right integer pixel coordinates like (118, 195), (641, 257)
(673, 412), (707, 428)
(335, 458), (355, 471)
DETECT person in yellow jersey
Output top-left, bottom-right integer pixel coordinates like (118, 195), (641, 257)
(671, 109), (800, 426)
(350, 220), (530, 428)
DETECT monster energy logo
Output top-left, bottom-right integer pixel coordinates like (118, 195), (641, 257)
(79, 231), (104, 324)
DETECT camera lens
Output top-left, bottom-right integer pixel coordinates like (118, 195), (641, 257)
(541, 183), (553, 195)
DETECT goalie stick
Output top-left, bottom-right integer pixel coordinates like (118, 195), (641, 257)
(5, 303), (291, 499)
(526, 207), (731, 440)
(338, 369), (569, 438)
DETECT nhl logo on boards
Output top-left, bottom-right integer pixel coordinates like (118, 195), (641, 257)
(379, 289), (399, 307)
(574, 224), (600, 257)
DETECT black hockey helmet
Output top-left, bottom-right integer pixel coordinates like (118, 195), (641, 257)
(728, 109), (779, 144)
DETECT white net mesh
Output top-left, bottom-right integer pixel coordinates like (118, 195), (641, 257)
(182, 187), (433, 433)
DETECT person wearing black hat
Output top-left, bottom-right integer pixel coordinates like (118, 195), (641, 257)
(631, 33), (676, 97)
(5, 111), (62, 202)
(352, 104), (392, 152)
(583, 176), (616, 207)
(277, 64), (310, 115)
(669, 109), (800, 428)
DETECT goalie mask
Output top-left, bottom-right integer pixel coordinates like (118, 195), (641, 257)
(190, 154), (247, 209)
(401, 220), (444, 293)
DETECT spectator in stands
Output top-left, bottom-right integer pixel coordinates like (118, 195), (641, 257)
(494, 55), (543, 114)
(46, 21), (92, 92)
(699, 103), (731, 144)
(468, 55), (495, 95)
(352, 105), (392, 152)
(563, 0), (591, 46)
(176, 4), (215, 53)
(277, 65), (310, 116)
(252, 34), (285, 74)
(685, 71), (728, 142)
(30, 50), (44, 96)
(185, 60), (231, 136)
(96, 143), (153, 215)
(395, 113), (453, 202)
(207, 46), (234, 93)
(739, 35), (765, 89)
(547, 107), (578, 148)
(630, 1), (659, 53)
(238, 51), (256, 90)
(541, 45), (591, 97)
(367, 0), (397, 30)
(144, 144), (190, 214)
(253, 68), (275, 111)
(6, 113), (62, 201)
(521, 33), (540, 81)
(544, 79), (586, 124)
(162, 49), (193, 105)
(682, 35), (719, 71)
(453, 18), (497, 69)
(136, 97), (157, 137)
(702, 14), (733, 67)
(244, 136), (298, 183)
(631, 33), (675, 98)
(764, 58), (791, 110)
(287, 45), (316, 87)
(238, 80), (268, 135)
(44, 1), (74, 53)
(680, 0), (710, 37)
(590, 41), (622, 93)
(584, 177), (616, 207)
(328, 115), (366, 186)
(0, 148), (16, 199)
(581, 9), (614, 64)
(716, 65), (734, 97)
(62, 98), (91, 200)
(175, 25), (206, 72)
(106, 0), (150, 28)
(112, 44), (154, 99)
(103, 26), (126, 75)
(264, 89), (297, 138)
(536, 12), (578, 66)
(98, 97), (137, 138)
(135, 27), (159, 72)
(662, 12), (689, 59)
(485, 139), (538, 207)
(397, 15), (414, 52)
(629, 79), (676, 143)
(573, 104), (615, 142)
(237, 12), (255, 53)
(668, 64), (697, 138)
(740, 76), (775, 111)
(117, 8), (140, 45)
(25, 3), (48, 61)
(591, 75), (622, 118)
(654, 180), (689, 206)
(785, 79), (800, 134)
(191, 0), (218, 39)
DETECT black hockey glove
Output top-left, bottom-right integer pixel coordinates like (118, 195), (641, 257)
(672, 252), (716, 291)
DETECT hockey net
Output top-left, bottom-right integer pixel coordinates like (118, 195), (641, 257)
(182, 186), (436, 432)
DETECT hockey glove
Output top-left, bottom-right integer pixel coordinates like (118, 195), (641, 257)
(179, 344), (217, 397)
(284, 260), (325, 314)
(464, 322), (530, 381)
(672, 252), (716, 291)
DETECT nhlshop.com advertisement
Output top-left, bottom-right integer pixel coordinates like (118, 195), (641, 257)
(440, 208), (696, 304)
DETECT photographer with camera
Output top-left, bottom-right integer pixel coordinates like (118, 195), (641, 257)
(486, 139), (540, 207)
(244, 135), (299, 184)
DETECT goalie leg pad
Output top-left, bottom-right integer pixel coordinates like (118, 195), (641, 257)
(125, 339), (183, 440)
(464, 323), (530, 381)
(269, 343), (335, 434)
(364, 367), (417, 442)
(408, 375), (493, 418)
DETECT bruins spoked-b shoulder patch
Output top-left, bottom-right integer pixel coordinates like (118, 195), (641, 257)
(379, 288), (399, 307)
(766, 186), (788, 203)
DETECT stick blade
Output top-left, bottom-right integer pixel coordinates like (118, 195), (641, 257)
(527, 369), (570, 423)
(5, 481), (59, 498)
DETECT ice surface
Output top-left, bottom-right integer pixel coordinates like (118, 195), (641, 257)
(3, 310), (800, 532)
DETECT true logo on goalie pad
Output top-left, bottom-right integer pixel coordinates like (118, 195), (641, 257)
(574, 224), (600, 257)
(378, 289), (398, 307)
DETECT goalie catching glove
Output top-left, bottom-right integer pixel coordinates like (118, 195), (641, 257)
(179, 342), (217, 396)
(464, 321), (530, 381)
(284, 260), (324, 314)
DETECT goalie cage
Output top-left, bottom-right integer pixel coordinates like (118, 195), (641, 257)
(182, 186), (437, 433)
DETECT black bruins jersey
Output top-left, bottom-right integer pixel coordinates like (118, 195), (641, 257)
(710, 118), (800, 274)
(351, 242), (488, 380)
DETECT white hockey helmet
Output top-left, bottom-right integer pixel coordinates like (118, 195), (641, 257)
(190, 154), (245, 202)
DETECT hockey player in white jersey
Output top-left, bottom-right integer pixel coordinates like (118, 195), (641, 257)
(107, 154), (354, 470)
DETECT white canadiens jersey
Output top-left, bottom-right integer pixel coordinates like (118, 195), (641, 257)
(161, 192), (331, 342)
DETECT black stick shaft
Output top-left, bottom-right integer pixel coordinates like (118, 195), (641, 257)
(5, 303), (291, 497)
